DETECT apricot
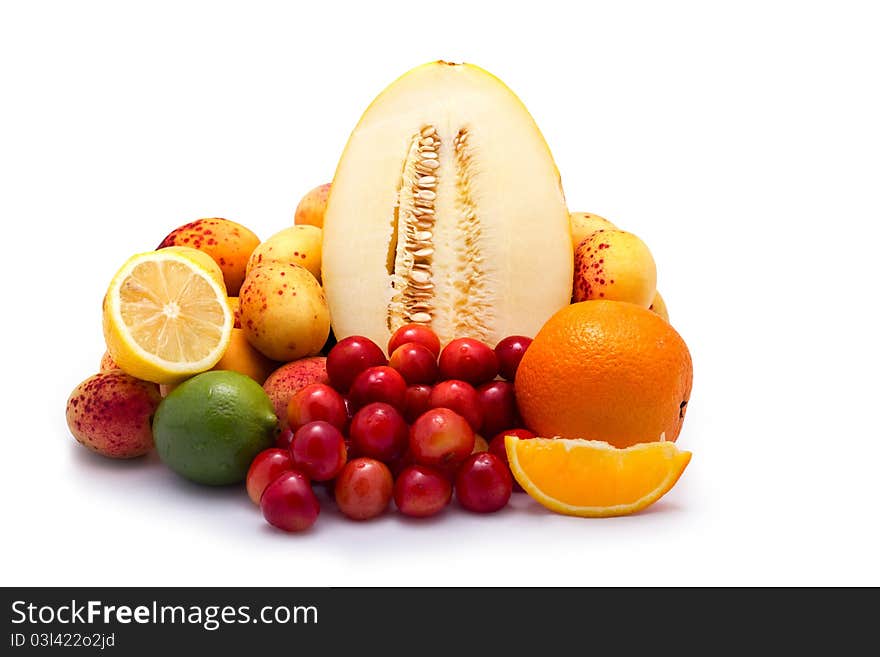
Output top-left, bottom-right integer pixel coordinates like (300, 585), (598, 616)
(99, 350), (119, 372)
(66, 371), (161, 458)
(212, 328), (278, 384)
(157, 218), (260, 295)
(239, 263), (330, 361)
(573, 229), (657, 307)
(228, 296), (241, 328)
(570, 212), (616, 248)
(246, 225), (322, 282)
(649, 290), (670, 322)
(262, 357), (329, 427)
(294, 183), (331, 228)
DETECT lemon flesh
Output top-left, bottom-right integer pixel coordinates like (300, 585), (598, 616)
(103, 251), (233, 383)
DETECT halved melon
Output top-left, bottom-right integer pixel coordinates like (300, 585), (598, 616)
(322, 61), (573, 349)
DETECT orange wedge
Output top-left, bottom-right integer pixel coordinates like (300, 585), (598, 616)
(505, 436), (691, 517)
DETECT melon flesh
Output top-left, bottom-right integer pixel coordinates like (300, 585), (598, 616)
(322, 61), (573, 349)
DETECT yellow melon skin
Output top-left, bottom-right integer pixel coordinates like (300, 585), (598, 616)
(322, 61), (573, 349)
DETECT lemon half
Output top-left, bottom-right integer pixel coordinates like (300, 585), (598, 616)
(103, 250), (233, 383)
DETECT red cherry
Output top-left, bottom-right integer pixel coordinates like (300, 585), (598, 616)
(403, 384), (433, 424)
(409, 408), (474, 467)
(393, 465), (452, 518)
(275, 426), (295, 449)
(477, 381), (521, 437)
(348, 366), (407, 411)
(334, 458), (393, 521)
(488, 428), (535, 493)
(326, 336), (387, 393)
(387, 449), (415, 479)
(455, 452), (512, 513)
(494, 335), (533, 381)
(349, 402), (409, 463)
(343, 436), (359, 461)
(438, 337), (498, 385)
(290, 421), (347, 481)
(392, 447), (464, 483)
(388, 324), (442, 357)
(260, 471), (320, 532)
(287, 383), (347, 430)
(389, 342), (439, 384)
(428, 380), (483, 432)
(246, 448), (294, 505)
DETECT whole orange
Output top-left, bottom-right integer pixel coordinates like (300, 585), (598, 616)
(157, 218), (260, 296)
(515, 300), (692, 448)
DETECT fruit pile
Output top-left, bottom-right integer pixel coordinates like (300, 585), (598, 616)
(66, 61), (694, 533)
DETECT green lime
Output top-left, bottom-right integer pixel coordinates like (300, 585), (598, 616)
(153, 370), (278, 485)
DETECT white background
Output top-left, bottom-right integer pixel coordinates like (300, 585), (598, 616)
(2, 0), (878, 586)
